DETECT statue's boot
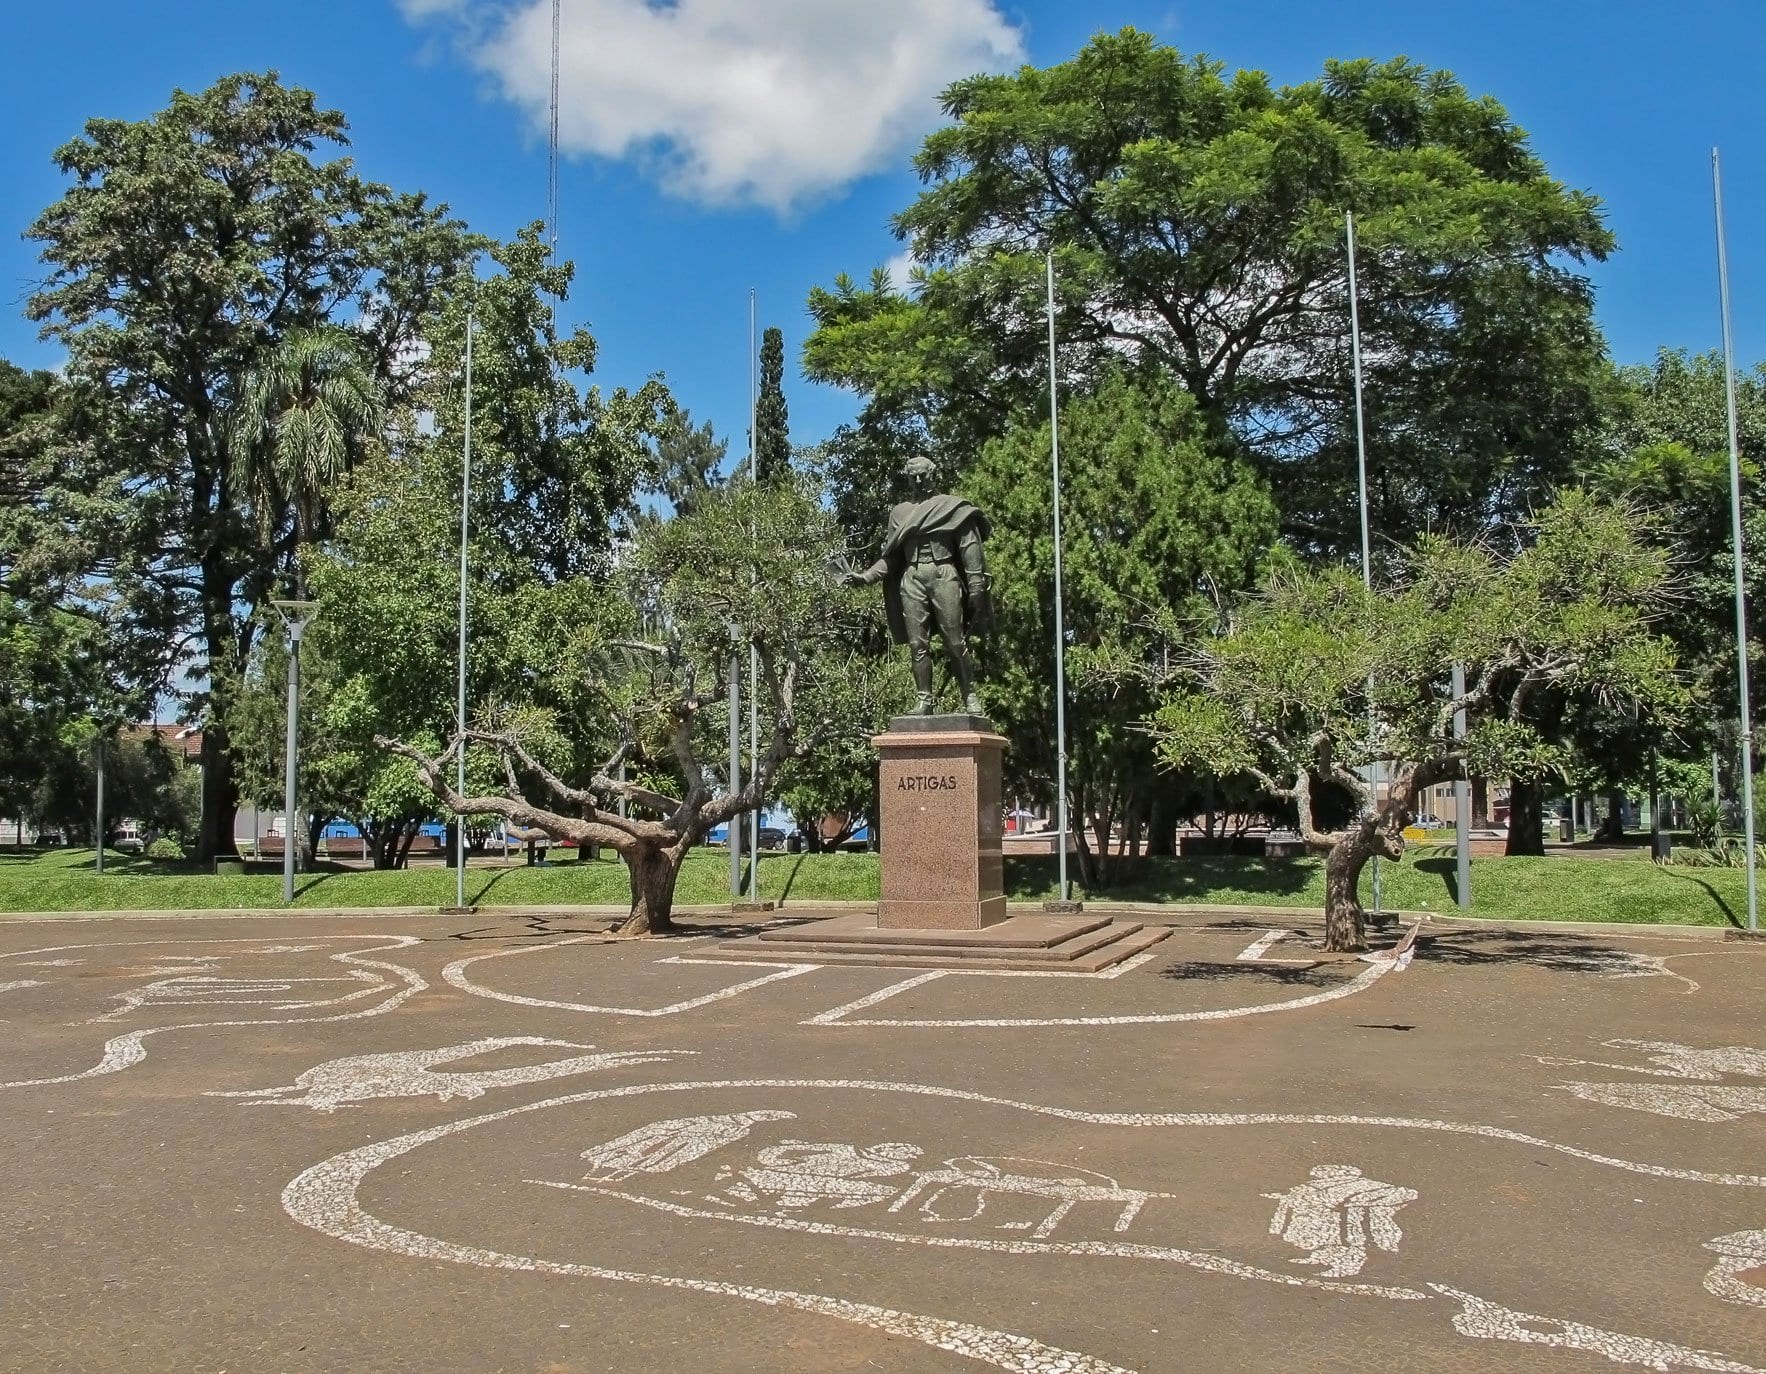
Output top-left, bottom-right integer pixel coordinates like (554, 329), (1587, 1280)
(949, 644), (983, 718)
(910, 650), (936, 715)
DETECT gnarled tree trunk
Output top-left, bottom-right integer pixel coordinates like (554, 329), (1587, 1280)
(1320, 816), (1403, 953)
(613, 841), (685, 937)
(1312, 759), (1447, 953)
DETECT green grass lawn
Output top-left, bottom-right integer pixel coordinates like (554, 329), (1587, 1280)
(0, 846), (882, 914)
(0, 843), (1753, 927)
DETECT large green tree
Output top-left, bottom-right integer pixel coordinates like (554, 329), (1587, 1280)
(387, 477), (867, 934)
(229, 324), (385, 570)
(644, 406), (727, 518)
(301, 229), (668, 869)
(1149, 494), (1684, 950)
(806, 30), (1614, 558)
(24, 71), (480, 860)
(1534, 348), (1766, 843)
(0, 360), (146, 816)
(965, 367), (1277, 885)
(1598, 350), (1766, 743)
(755, 326), (791, 483)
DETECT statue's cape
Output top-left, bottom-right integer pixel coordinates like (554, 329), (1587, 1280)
(878, 495), (994, 644)
(880, 494), (992, 558)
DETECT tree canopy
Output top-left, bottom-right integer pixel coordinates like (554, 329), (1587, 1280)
(1148, 494), (1684, 948)
(23, 71), (481, 859)
(967, 367), (1276, 883)
(806, 30), (1615, 558)
(755, 325), (790, 483)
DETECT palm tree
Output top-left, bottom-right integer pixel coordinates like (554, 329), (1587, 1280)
(229, 325), (384, 575)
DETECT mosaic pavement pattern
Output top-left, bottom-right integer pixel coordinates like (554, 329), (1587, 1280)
(3, 910), (1765, 1371)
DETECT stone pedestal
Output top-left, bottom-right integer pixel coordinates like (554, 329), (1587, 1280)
(873, 716), (1006, 929)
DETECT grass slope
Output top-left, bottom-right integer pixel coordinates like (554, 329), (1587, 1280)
(0, 845), (1749, 928)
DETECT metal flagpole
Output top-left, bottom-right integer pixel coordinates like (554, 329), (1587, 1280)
(748, 290), (760, 901)
(456, 312), (475, 911)
(1713, 148), (1758, 931)
(1346, 211), (1381, 917)
(1045, 252), (1072, 904)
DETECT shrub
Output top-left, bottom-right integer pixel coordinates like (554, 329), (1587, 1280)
(145, 836), (185, 862)
(1687, 797), (1724, 850)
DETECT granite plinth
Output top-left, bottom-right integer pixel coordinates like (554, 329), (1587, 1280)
(873, 725), (1006, 929)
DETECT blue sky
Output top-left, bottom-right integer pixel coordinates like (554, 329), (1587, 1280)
(3, 0), (1762, 459)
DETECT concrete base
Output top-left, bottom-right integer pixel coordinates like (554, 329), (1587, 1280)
(712, 911), (1169, 972)
(874, 724), (1007, 929)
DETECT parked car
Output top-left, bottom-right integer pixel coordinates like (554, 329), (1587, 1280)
(111, 825), (145, 854)
(1412, 813), (1445, 829)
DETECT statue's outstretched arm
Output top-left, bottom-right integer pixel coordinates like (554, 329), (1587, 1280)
(844, 557), (889, 587)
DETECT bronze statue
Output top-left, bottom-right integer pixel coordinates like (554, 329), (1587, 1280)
(844, 455), (993, 716)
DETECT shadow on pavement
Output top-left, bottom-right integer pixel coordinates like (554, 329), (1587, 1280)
(1156, 961), (1337, 987)
(1416, 929), (1663, 972)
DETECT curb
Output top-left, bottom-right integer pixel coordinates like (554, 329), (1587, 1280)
(0, 899), (1741, 941)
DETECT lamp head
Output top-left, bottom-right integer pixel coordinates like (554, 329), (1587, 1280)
(269, 598), (320, 641)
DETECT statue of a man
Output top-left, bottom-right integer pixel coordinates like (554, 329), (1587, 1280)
(844, 455), (993, 716)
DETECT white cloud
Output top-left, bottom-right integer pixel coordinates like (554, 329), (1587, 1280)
(397, 0), (469, 19)
(884, 250), (918, 295)
(404, 0), (1025, 214)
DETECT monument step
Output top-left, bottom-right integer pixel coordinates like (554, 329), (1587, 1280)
(709, 920), (1169, 973)
(752, 920), (1138, 963)
(758, 911), (1113, 950)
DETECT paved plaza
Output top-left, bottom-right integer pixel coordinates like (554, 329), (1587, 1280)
(4, 908), (1766, 1372)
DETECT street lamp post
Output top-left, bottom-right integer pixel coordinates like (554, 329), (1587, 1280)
(94, 730), (106, 874)
(1345, 211), (1381, 917)
(270, 599), (319, 904)
(728, 632), (742, 900)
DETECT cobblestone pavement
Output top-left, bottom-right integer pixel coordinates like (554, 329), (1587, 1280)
(4, 909), (1766, 1372)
